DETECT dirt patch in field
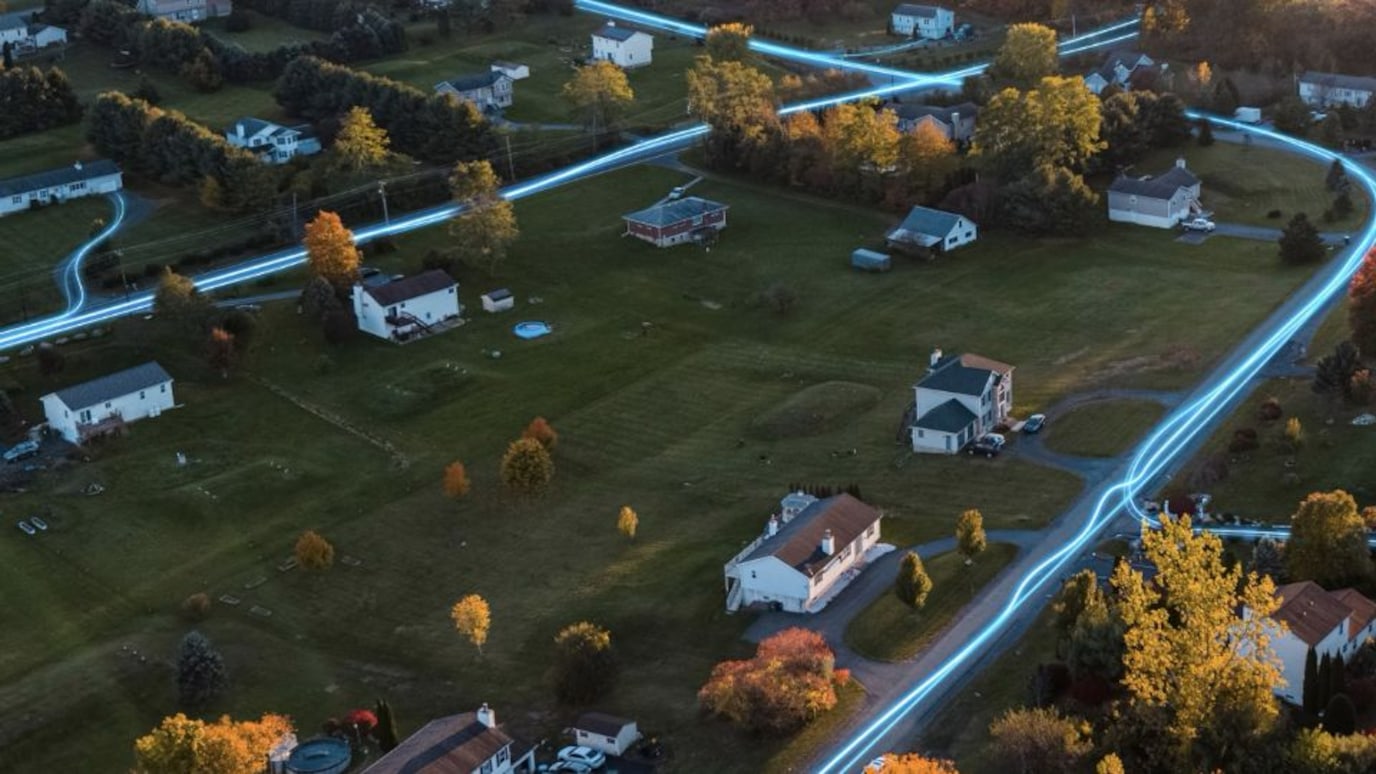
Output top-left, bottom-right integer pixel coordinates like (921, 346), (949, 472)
(748, 381), (881, 440)
(1097, 346), (1201, 382)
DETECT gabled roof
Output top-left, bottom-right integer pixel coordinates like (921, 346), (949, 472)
(0, 159), (121, 198)
(1332, 588), (1376, 639)
(0, 12), (29, 30)
(913, 398), (976, 433)
(365, 270), (457, 307)
(1102, 49), (1151, 69)
(916, 353), (1009, 396)
(363, 712), (513, 774)
(891, 102), (978, 124)
(739, 494), (881, 577)
(482, 288), (512, 301)
(1108, 163), (1200, 200)
(438, 71), (509, 92)
(44, 362), (172, 412)
(574, 712), (635, 737)
(1299, 71), (1376, 94)
(893, 3), (943, 18)
(887, 206), (968, 246)
(593, 23), (648, 42)
(622, 196), (728, 227)
(1274, 581), (1353, 647)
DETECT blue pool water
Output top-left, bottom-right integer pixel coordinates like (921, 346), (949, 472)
(285, 737), (351, 774)
(513, 321), (552, 339)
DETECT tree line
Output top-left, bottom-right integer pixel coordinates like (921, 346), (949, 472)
(1145, 0), (1376, 74)
(0, 66), (82, 140)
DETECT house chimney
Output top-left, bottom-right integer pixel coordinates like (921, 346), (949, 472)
(1175, 157), (1187, 170)
(73, 160), (82, 171)
(476, 703), (495, 729)
(236, 122), (245, 139)
(820, 529), (835, 556)
(767, 515), (780, 536)
(929, 347), (943, 369)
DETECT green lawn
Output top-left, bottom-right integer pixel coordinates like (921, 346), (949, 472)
(845, 544), (1019, 662)
(1041, 399), (1167, 458)
(201, 11), (330, 52)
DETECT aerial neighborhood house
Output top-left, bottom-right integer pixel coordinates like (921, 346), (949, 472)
(40, 362), (175, 444)
(591, 22), (653, 69)
(0, 14), (67, 51)
(890, 3), (955, 39)
(1083, 50), (1156, 95)
(890, 102), (978, 143)
(910, 349), (1013, 454)
(571, 713), (641, 757)
(622, 196), (728, 248)
(490, 60), (530, 81)
(1250, 581), (1376, 706)
(435, 71), (514, 112)
(134, 0), (231, 22)
(1107, 157), (1203, 229)
(363, 705), (536, 774)
(223, 117), (321, 165)
(0, 159), (123, 218)
(885, 205), (977, 254)
(1298, 71), (1376, 108)
(351, 269), (462, 343)
(723, 492), (883, 613)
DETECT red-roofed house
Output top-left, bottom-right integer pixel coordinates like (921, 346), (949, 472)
(622, 196), (728, 248)
(1254, 582), (1376, 705)
(363, 704), (535, 774)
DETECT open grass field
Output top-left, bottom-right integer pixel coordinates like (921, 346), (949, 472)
(844, 544), (1019, 662)
(1041, 399), (1167, 458)
(202, 11), (331, 52)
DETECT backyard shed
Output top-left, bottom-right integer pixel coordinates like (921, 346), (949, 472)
(851, 248), (891, 272)
(482, 288), (515, 313)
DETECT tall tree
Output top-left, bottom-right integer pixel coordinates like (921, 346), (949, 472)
(1111, 514), (1280, 770)
(206, 327), (236, 377)
(698, 627), (838, 735)
(988, 23), (1059, 88)
(1286, 489), (1372, 587)
(333, 105), (391, 173)
(687, 54), (779, 170)
(988, 706), (1091, 774)
(294, 529), (335, 570)
(552, 621), (617, 704)
(1052, 569), (1101, 635)
(373, 698), (399, 751)
(895, 551), (933, 609)
(864, 754), (960, 773)
(955, 508), (986, 564)
(616, 505), (638, 540)
(1066, 589), (1125, 681)
(176, 630), (229, 707)
(822, 101), (902, 177)
(561, 60), (635, 137)
(705, 22), (753, 63)
(303, 210), (360, 289)
(153, 267), (210, 326)
(1348, 249), (1376, 357)
(448, 160), (519, 274)
(134, 712), (293, 774)
(971, 77), (1104, 180)
(442, 461), (471, 499)
(1302, 646), (1321, 717)
(898, 120), (958, 203)
(450, 594), (490, 655)
(500, 437), (553, 495)
(1278, 212), (1325, 265)
(1313, 340), (1363, 400)
(1251, 538), (1286, 582)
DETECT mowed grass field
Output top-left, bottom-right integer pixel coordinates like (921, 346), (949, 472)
(0, 143), (1353, 771)
(1041, 399), (1168, 458)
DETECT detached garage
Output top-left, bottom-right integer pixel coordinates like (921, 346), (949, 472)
(851, 248), (891, 272)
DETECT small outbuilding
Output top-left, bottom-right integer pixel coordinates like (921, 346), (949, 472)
(481, 288), (515, 313)
(850, 248), (891, 272)
(885, 206), (977, 254)
(490, 60), (530, 80)
(571, 713), (641, 757)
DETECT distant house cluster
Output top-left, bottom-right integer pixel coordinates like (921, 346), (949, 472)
(1298, 71), (1376, 109)
(224, 117), (321, 165)
(1257, 581), (1376, 706)
(135, 0), (232, 22)
(591, 21), (653, 68)
(1107, 158), (1202, 229)
(1084, 50), (1156, 96)
(890, 3), (955, 39)
(0, 160), (123, 218)
(0, 13), (67, 54)
(909, 349), (1013, 454)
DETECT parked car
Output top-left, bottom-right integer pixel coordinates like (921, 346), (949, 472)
(1181, 217), (1216, 233)
(29, 516), (48, 531)
(1022, 414), (1046, 434)
(667, 185), (687, 200)
(360, 266), (382, 278)
(556, 746), (606, 770)
(3, 440), (40, 464)
(16, 520), (35, 536)
(968, 432), (1006, 458)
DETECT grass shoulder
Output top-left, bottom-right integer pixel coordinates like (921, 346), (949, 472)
(1041, 399), (1167, 458)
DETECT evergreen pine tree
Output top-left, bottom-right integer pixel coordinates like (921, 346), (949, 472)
(175, 630), (229, 707)
(1324, 693), (1357, 735)
(1303, 647), (1320, 716)
(1330, 652), (1347, 703)
(1318, 652), (1334, 710)
(374, 698), (400, 751)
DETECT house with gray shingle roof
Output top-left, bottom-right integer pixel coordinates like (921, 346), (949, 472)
(0, 160), (123, 218)
(891, 3), (954, 39)
(224, 117), (321, 165)
(1107, 157), (1203, 229)
(1299, 71), (1376, 109)
(723, 492), (883, 613)
(1084, 50), (1156, 95)
(40, 362), (175, 444)
(910, 349), (1013, 453)
(435, 71), (514, 112)
(885, 205), (977, 253)
(890, 101), (979, 143)
(591, 21), (653, 68)
(0, 12), (66, 51)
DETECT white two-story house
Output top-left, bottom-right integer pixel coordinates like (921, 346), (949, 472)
(363, 704), (536, 774)
(40, 361), (175, 444)
(890, 3), (954, 39)
(351, 269), (462, 343)
(224, 117), (321, 165)
(910, 349), (1013, 454)
(435, 71), (514, 112)
(723, 492), (883, 613)
(591, 22), (653, 69)
(1298, 71), (1376, 109)
(1251, 581), (1376, 705)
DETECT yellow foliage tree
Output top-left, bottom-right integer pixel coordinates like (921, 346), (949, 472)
(522, 416), (558, 449)
(443, 461), (471, 499)
(333, 106), (391, 173)
(617, 506), (638, 540)
(705, 22), (753, 63)
(134, 713), (293, 774)
(295, 529), (335, 570)
(561, 59), (635, 133)
(500, 437), (554, 495)
(865, 753), (960, 773)
(303, 210), (360, 289)
(451, 594), (490, 655)
(449, 160), (520, 274)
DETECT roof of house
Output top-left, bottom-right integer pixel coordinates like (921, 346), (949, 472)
(1274, 581), (1353, 647)
(574, 712), (636, 737)
(593, 23), (648, 42)
(491, 60), (524, 70)
(0, 159), (121, 198)
(45, 362), (172, 411)
(364, 270), (457, 307)
(916, 353), (1011, 396)
(363, 712), (514, 774)
(1108, 163), (1200, 200)
(1333, 588), (1376, 639)
(1299, 71), (1376, 94)
(1103, 50), (1151, 68)
(887, 206), (967, 245)
(891, 102), (978, 124)
(622, 196), (728, 227)
(438, 71), (509, 92)
(913, 397), (977, 433)
(482, 288), (512, 301)
(893, 3), (942, 17)
(0, 12), (29, 30)
(738, 494), (882, 577)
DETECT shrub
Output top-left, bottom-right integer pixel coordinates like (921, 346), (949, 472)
(500, 438), (554, 495)
(521, 417), (558, 450)
(1267, 209), (1283, 219)
(833, 667), (851, 686)
(698, 628), (837, 735)
(1229, 427), (1260, 453)
(1258, 397), (1283, 421)
(295, 530), (335, 570)
(181, 592), (212, 621)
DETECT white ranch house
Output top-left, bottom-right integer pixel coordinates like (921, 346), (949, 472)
(363, 705), (536, 774)
(591, 22), (653, 69)
(40, 362), (175, 444)
(723, 492), (883, 613)
(435, 71), (514, 111)
(885, 205), (977, 254)
(351, 270), (462, 343)
(224, 117), (321, 165)
(910, 349), (1013, 454)
(1107, 158), (1202, 229)
(0, 160), (123, 218)
(890, 3), (954, 39)
(1298, 71), (1376, 109)
(571, 713), (640, 757)
(1249, 581), (1376, 705)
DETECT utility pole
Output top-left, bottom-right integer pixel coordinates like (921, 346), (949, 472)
(290, 191), (299, 239)
(504, 132), (516, 181)
(378, 181), (390, 224)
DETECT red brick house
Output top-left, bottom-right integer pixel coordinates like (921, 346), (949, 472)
(622, 196), (728, 248)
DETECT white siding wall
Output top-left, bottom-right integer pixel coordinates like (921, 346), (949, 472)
(803, 524), (881, 609)
(1267, 620), (1348, 705)
(0, 172), (123, 217)
(573, 723), (639, 756)
(351, 285), (461, 341)
(41, 381), (175, 443)
(592, 33), (653, 68)
(1300, 82), (1374, 108)
(911, 426), (960, 453)
(736, 556), (811, 613)
(892, 8), (954, 38)
(943, 216), (978, 250)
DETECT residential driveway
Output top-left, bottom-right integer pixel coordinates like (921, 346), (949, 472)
(1016, 389), (1184, 480)
(1196, 222), (1352, 245)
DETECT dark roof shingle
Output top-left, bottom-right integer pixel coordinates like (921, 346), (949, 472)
(1108, 164), (1200, 200)
(893, 3), (941, 18)
(0, 159), (121, 198)
(740, 494), (882, 577)
(439, 71), (509, 92)
(363, 713), (513, 774)
(593, 23), (645, 42)
(46, 362), (172, 411)
(913, 398), (976, 432)
(365, 270), (457, 307)
(574, 712), (635, 737)
(916, 353), (1007, 396)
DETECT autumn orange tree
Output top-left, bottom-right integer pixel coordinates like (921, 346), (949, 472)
(1349, 247), (1376, 357)
(303, 210), (360, 290)
(442, 461), (471, 499)
(865, 753), (961, 773)
(134, 712), (293, 774)
(500, 437), (553, 495)
(698, 627), (838, 735)
(295, 530), (335, 570)
(207, 327), (236, 376)
(451, 594), (490, 655)
(522, 416), (558, 449)
(617, 506), (638, 540)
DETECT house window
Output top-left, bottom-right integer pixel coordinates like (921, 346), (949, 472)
(160, 384), (167, 393)
(480, 761), (493, 774)
(750, 571), (756, 579)
(497, 747), (509, 763)
(105, 402), (112, 409)
(916, 429), (924, 438)
(867, 524), (877, 537)
(139, 391), (145, 400)
(606, 736), (616, 744)
(10, 196), (19, 204)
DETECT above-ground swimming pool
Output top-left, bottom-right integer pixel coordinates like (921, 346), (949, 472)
(513, 321), (552, 339)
